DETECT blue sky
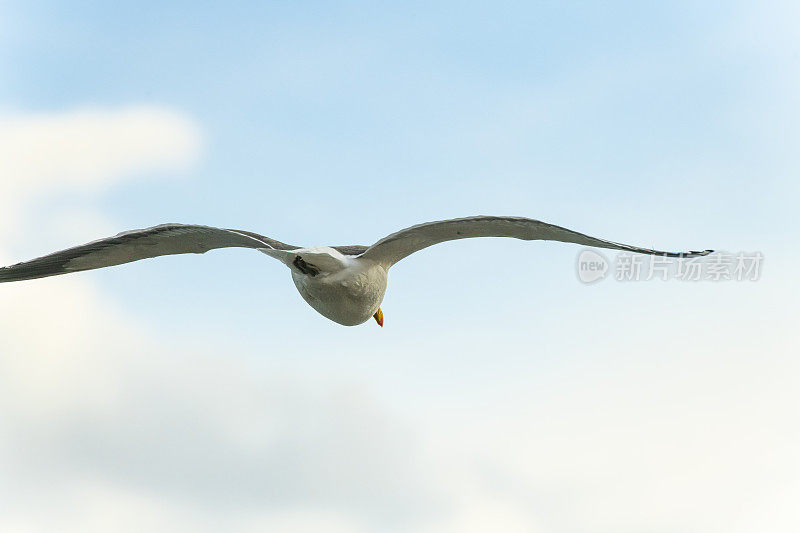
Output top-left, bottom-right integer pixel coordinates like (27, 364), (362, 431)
(1, 2), (798, 532)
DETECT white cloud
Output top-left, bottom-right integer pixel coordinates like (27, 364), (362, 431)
(0, 290), (442, 531)
(3, 281), (797, 533)
(0, 106), (201, 243)
(0, 106), (200, 192)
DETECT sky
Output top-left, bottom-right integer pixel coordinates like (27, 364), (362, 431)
(0, 1), (798, 532)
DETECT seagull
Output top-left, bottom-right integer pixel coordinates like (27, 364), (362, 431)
(0, 216), (711, 326)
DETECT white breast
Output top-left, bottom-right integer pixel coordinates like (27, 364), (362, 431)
(291, 257), (388, 326)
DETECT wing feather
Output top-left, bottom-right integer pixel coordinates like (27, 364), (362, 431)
(361, 216), (712, 267)
(0, 224), (299, 283)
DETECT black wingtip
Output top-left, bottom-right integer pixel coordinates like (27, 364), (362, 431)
(680, 249), (714, 258)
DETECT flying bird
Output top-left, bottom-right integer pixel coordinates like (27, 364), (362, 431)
(0, 216), (711, 326)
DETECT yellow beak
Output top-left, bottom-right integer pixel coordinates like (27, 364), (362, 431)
(373, 307), (384, 327)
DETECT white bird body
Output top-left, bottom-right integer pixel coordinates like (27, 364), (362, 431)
(269, 247), (388, 326)
(0, 216), (712, 327)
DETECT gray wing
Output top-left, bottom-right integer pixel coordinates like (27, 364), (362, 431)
(360, 216), (712, 267)
(331, 245), (369, 256)
(0, 224), (299, 283)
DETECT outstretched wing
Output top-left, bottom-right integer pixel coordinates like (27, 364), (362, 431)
(0, 224), (299, 283)
(360, 216), (712, 267)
